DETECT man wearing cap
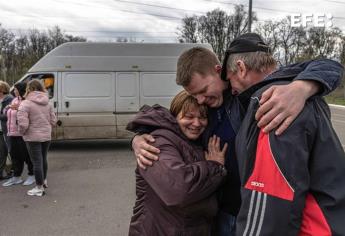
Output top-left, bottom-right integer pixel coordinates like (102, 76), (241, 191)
(131, 33), (343, 235)
(225, 33), (345, 235)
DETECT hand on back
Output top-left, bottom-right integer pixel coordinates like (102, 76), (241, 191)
(132, 134), (160, 169)
(255, 80), (318, 135)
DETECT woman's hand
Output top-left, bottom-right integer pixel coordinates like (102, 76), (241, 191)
(205, 135), (228, 166)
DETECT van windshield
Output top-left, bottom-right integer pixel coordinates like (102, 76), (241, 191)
(22, 73), (55, 99)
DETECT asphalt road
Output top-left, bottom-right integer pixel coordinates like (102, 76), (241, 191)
(0, 140), (136, 236)
(330, 105), (345, 149)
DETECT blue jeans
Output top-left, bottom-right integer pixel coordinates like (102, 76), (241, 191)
(214, 211), (236, 236)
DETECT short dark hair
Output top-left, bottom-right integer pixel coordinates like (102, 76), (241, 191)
(176, 47), (220, 86)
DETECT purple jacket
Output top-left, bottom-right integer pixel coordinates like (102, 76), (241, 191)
(127, 105), (227, 236)
(17, 91), (56, 142)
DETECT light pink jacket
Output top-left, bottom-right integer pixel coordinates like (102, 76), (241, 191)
(17, 91), (57, 142)
(6, 97), (23, 136)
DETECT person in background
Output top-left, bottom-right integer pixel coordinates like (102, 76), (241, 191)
(0, 80), (13, 181)
(2, 82), (35, 187)
(127, 90), (228, 236)
(17, 79), (56, 197)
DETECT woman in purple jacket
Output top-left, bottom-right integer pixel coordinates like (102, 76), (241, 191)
(2, 82), (34, 187)
(127, 90), (228, 236)
(17, 79), (57, 197)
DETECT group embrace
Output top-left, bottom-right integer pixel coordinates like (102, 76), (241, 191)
(127, 33), (345, 235)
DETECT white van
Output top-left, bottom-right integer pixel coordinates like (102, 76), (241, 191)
(17, 42), (212, 140)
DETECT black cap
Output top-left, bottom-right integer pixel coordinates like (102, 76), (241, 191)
(221, 33), (271, 81)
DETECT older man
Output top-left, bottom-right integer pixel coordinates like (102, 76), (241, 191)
(224, 33), (345, 235)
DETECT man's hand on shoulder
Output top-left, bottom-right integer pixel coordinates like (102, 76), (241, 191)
(132, 134), (160, 169)
(255, 80), (319, 135)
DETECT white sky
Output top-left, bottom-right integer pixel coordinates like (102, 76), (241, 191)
(0, 0), (344, 42)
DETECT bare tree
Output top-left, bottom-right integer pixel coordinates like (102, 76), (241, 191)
(340, 36), (345, 65)
(255, 20), (280, 56)
(301, 27), (342, 60)
(275, 18), (307, 65)
(198, 9), (230, 60)
(178, 6), (255, 60)
(0, 24), (15, 82)
(0, 23), (87, 84)
(178, 16), (199, 43)
(48, 26), (67, 49)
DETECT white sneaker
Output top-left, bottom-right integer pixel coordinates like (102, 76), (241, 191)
(27, 186), (45, 197)
(43, 179), (48, 188)
(2, 177), (23, 187)
(23, 175), (35, 186)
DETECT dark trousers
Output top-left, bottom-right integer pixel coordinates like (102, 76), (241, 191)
(10, 136), (33, 177)
(26, 141), (50, 186)
(0, 132), (8, 176)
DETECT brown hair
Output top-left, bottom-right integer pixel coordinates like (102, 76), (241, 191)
(0, 81), (10, 94)
(176, 47), (220, 86)
(24, 79), (46, 97)
(170, 90), (207, 118)
(227, 51), (277, 74)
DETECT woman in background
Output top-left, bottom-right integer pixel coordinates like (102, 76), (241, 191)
(0, 80), (13, 181)
(17, 79), (56, 197)
(2, 82), (35, 187)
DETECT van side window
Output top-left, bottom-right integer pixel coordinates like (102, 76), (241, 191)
(42, 76), (54, 99)
(22, 74), (55, 99)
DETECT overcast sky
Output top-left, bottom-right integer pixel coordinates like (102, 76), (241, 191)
(1, 0), (344, 42)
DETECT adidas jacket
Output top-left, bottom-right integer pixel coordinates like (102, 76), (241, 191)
(235, 80), (345, 236)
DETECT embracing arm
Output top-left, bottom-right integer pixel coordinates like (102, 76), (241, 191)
(293, 58), (344, 95)
(255, 59), (344, 135)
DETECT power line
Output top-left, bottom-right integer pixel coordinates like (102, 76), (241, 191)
(323, 0), (345, 4)
(2, 9), (183, 21)
(117, 9), (183, 19)
(204, 0), (345, 22)
(113, 0), (205, 14)
(203, 0), (298, 14)
(7, 28), (178, 34)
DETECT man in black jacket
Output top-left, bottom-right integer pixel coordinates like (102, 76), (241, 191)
(224, 33), (345, 235)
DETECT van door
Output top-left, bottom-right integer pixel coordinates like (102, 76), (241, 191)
(59, 72), (116, 139)
(140, 72), (182, 108)
(20, 73), (58, 139)
(115, 72), (139, 138)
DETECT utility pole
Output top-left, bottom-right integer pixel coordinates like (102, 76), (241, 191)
(248, 0), (253, 32)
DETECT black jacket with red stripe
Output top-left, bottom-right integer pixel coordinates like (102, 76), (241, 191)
(235, 80), (345, 236)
